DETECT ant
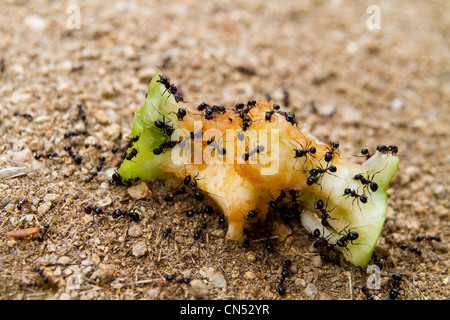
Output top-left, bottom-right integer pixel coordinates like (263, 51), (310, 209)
(77, 103), (86, 121)
(153, 140), (177, 155)
(278, 259), (292, 296)
(265, 104), (281, 122)
(13, 111), (33, 119)
(245, 209), (259, 221)
(184, 173), (205, 201)
(416, 234), (441, 242)
(154, 118), (174, 136)
(276, 110), (297, 126)
(324, 141), (339, 163)
(162, 227), (172, 238)
(206, 137), (226, 156)
(292, 140), (316, 159)
(353, 169), (383, 194)
(157, 74), (178, 97)
(126, 148), (138, 160)
(389, 273), (402, 300)
(269, 190), (287, 209)
(63, 145), (82, 164)
(171, 107), (187, 121)
(343, 188), (368, 207)
(124, 135), (140, 151)
(16, 199), (28, 211)
(307, 163), (338, 187)
(376, 144), (398, 156)
(243, 145), (264, 161)
(64, 129), (88, 139)
(335, 225), (359, 248)
(112, 209), (140, 222)
(360, 148), (374, 160)
(311, 228), (335, 251)
(314, 193), (336, 227)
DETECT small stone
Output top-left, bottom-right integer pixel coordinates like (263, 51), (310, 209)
(37, 201), (52, 215)
(57, 256), (72, 265)
(317, 104), (336, 117)
(246, 251), (257, 262)
(11, 148), (32, 163)
(128, 224), (143, 237)
(44, 193), (60, 203)
(312, 255), (322, 268)
(244, 271), (256, 280)
(147, 288), (160, 299)
(131, 242), (147, 257)
(96, 264), (115, 284)
(304, 283), (319, 299)
(391, 98), (404, 111)
(127, 182), (151, 200)
(189, 279), (209, 300)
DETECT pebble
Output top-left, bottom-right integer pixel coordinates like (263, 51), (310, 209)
(11, 148), (32, 163)
(131, 242), (147, 257)
(57, 256), (72, 266)
(244, 271), (256, 280)
(37, 201), (52, 215)
(189, 279), (209, 300)
(391, 98), (404, 111)
(304, 283), (319, 299)
(200, 267), (227, 288)
(127, 182), (151, 200)
(246, 251), (257, 262)
(44, 193), (60, 203)
(128, 224), (143, 237)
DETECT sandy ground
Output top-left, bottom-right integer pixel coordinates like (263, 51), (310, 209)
(0, 0), (449, 300)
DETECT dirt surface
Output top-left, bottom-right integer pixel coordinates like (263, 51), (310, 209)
(1, 0), (449, 300)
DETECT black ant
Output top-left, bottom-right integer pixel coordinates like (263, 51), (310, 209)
(265, 104), (281, 122)
(206, 137), (226, 156)
(124, 135), (140, 151)
(126, 148), (138, 160)
(277, 110), (297, 126)
(13, 111), (33, 119)
(335, 225), (359, 249)
(112, 209), (140, 222)
(184, 173), (205, 201)
(389, 273), (402, 300)
(157, 74), (178, 97)
(343, 188), (368, 209)
(77, 103), (86, 121)
(314, 194), (336, 228)
(416, 234), (441, 242)
(311, 228), (335, 251)
(63, 145), (82, 164)
(307, 164), (338, 187)
(64, 129), (88, 139)
(16, 199), (28, 211)
(324, 141), (339, 163)
(245, 209), (259, 221)
(269, 190), (287, 209)
(154, 118), (174, 136)
(399, 243), (422, 256)
(278, 259), (292, 296)
(376, 144), (398, 156)
(243, 145), (264, 161)
(360, 148), (374, 160)
(171, 107), (187, 120)
(293, 140), (316, 159)
(162, 227), (172, 238)
(153, 140), (177, 155)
